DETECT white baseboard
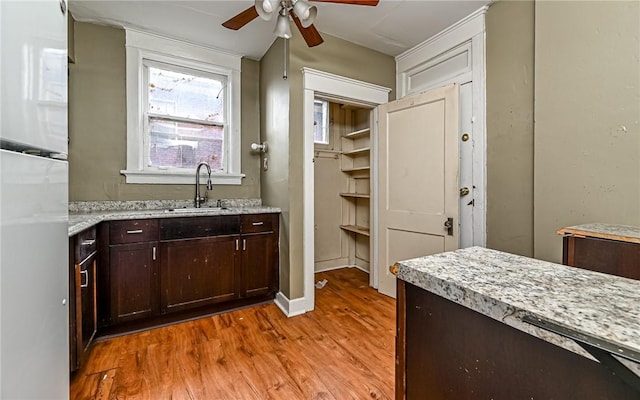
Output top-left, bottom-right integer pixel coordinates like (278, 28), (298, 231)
(315, 263), (372, 274)
(274, 292), (309, 318)
(351, 263), (370, 274)
(314, 257), (350, 272)
(314, 263), (349, 273)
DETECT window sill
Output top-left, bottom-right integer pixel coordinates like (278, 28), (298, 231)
(120, 170), (245, 185)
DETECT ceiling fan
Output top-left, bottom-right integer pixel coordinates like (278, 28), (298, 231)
(222, 0), (380, 47)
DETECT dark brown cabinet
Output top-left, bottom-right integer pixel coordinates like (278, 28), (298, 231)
(69, 226), (98, 372)
(108, 219), (159, 324)
(159, 215), (241, 314)
(109, 241), (159, 323)
(396, 279), (639, 400)
(100, 213), (279, 333)
(240, 214), (279, 298)
(558, 224), (640, 281)
(160, 235), (240, 313)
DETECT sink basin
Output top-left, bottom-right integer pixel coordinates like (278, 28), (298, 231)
(163, 207), (228, 214)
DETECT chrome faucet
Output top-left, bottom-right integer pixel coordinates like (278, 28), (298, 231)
(194, 162), (213, 208)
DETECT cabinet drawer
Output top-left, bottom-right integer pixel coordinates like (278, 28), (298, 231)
(241, 214), (277, 234)
(110, 219), (158, 244)
(160, 216), (240, 240)
(75, 226), (97, 263)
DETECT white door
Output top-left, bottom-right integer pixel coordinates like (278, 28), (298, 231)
(377, 84), (460, 298)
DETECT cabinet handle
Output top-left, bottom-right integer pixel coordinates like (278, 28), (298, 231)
(127, 229), (143, 234)
(152, 246), (157, 260)
(243, 239), (246, 251)
(252, 222), (264, 226)
(80, 270), (88, 288)
(236, 239), (239, 251)
(81, 239), (96, 246)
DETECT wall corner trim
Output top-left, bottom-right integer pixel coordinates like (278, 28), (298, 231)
(274, 292), (310, 318)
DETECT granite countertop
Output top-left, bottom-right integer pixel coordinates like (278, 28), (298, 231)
(557, 223), (640, 244)
(397, 246), (640, 371)
(68, 199), (280, 237)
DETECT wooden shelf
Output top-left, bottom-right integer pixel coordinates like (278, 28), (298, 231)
(340, 225), (370, 237)
(341, 166), (370, 173)
(342, 147), (370, 156)
(340, 193), (371, 199)
(343, 128), (370, 139)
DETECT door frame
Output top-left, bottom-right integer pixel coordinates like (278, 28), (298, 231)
(396, 6), (487, 248)
(302, 68), (391, 312)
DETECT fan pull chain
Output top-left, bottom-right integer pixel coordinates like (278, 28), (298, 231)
(283, 37), (289, 80)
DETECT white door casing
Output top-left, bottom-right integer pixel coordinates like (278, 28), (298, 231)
(396, 6), (487, 249)
(377, 84), (460, 298)
(292, 68), (390, 317)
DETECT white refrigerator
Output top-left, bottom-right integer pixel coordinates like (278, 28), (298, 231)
(0, 1), (70, 398)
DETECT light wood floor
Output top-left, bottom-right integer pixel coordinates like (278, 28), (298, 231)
(71, 267), (396, 399)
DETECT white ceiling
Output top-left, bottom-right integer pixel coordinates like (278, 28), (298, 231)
(69, 0), (491, 60)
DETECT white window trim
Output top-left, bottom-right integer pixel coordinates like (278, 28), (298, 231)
(121, 28), (244, 185)
(313, 99), (330, 146)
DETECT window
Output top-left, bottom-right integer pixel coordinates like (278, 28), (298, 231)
(146, 62), (226, 171)
(122, 29), (243, 185)
(313, 100), (329, 145)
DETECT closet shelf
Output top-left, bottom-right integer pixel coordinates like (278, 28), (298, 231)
(341, 166), (370, 173)
(342, 147), (370, 156)
(343, 128), (370, 139)
(340, 225), (370, 237)
(340, 193), (371, 199)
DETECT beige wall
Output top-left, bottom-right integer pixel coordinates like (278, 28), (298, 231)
(68, 22), (261, 201)
(485, 0), (640, 263)
(485, 1), (535, 257)
(533, 1), (640, 262)
(314, 102), (349, 271)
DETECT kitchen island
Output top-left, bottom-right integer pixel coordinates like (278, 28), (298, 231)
(394, 246), (640, 399)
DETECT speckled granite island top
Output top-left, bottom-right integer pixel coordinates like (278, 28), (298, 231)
(557, 223), (640, 244)
(397, 246), (640, 370)
(68, 199), (280, 237)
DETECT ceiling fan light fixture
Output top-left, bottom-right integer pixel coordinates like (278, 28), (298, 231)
(255, 0), (278, 21)
(274, 10), (292, 39)
(292, 0), (317, 28)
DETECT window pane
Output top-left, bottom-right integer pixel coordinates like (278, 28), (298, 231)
(314, 100), (329, 144)
(148, 118), (224, 170)
(148, 66), (224, 123)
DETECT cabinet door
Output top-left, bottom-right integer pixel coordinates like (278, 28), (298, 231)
(241, 232), (278, 298)
(109, 242), (159, 323)
(79, 255), (97, 356)
(160, 235), (240, 313)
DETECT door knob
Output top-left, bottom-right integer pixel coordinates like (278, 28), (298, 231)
(460, 187), (470, 196)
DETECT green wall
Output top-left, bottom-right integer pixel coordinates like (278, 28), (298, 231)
(533, 1), (640, 262)
(485, 0), (640, 262)
(68, 22), (261, 201)
(259, 37), (291, 297)
(485, 1), (535, 257)
(260, 29), (395, 300)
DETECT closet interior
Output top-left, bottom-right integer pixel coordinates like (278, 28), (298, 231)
(313, 99), (373, 279)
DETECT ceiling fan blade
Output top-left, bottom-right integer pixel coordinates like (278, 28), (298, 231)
(291, 12), (324, 47)
(310, 0), (379, 6)
(222, 6), (259, 30)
